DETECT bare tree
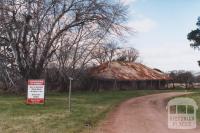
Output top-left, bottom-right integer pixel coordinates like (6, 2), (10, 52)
(116, 47), (139, 62)
(55, 25), (108, 79)
(169, 70), (194, 89)
(91, 41), (120, 64)
(0, 0), (127, 91)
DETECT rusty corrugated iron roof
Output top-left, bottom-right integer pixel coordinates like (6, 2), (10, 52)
(89, 61), (171, 81)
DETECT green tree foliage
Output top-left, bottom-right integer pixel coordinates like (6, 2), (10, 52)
(188, 17), (200, 49)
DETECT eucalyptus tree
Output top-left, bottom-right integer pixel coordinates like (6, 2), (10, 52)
(188, 17), (200, 49)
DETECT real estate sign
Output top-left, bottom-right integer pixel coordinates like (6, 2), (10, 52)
(27, 79), (45, 104)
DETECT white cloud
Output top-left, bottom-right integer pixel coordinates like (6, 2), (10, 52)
(127, 18), (157, 33)
(120, 0), (137, 5)
(138, 42), (200, 72)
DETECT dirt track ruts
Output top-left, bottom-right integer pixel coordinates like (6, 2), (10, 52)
(95, 92), (200, 133)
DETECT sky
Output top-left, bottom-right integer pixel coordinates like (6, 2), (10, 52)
(120, 0), (200, 72)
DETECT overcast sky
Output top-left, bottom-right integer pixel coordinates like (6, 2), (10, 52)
(120, 0), (200, 72)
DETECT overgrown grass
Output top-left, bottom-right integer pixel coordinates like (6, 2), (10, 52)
(0, 89), (199, 133)
(178, 92), (200, 122)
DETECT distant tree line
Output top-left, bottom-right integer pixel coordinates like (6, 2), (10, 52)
(169, 70), (200, 89)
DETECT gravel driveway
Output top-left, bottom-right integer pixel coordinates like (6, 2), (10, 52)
(95, 92), (200, 133)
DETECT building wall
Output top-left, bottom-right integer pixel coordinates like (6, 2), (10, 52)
(89, 79), (168, 91)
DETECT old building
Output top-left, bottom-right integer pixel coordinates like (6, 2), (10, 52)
(88, 61), (171, 90)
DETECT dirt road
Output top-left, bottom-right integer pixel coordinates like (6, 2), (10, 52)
(95, 92), (200, 133)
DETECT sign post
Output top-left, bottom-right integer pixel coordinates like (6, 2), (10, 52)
(68, 77), (73, 112)
(27, 79), (45, 104)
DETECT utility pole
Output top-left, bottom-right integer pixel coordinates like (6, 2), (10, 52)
(68, 77), (73, 112)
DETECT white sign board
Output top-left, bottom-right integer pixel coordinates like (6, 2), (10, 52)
(27, 79), (45, 104)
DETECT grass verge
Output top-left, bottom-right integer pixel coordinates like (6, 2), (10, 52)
(0, 89), (199, 133)
(177, 92), (200, 122)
